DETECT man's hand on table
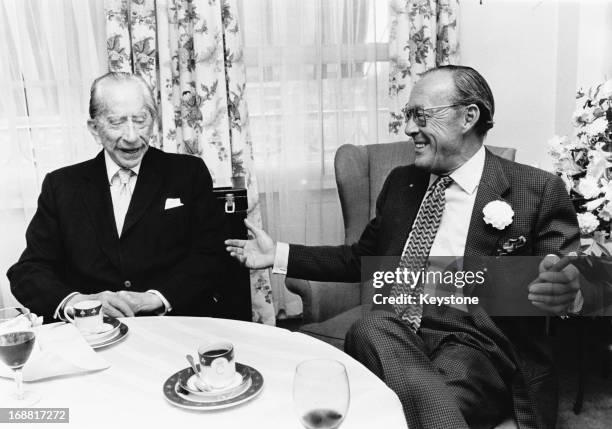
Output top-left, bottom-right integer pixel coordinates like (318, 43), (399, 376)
(116, 291), (164, 315)
(225, 219), (276, 269)
(66, 291), (135, 318)
(66, 291), (163, 318)
(528, 254), (581, 316)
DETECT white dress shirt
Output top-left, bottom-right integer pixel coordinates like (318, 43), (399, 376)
(106, 151), (140, 235)
(53, 151), (171, 319)
(420, 145), (485, 258)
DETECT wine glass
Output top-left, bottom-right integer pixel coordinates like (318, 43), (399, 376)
(293, 359), (350, 429)
(0, 307), (40, 406)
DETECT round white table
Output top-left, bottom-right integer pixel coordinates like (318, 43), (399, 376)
(18, 317), (407, 428)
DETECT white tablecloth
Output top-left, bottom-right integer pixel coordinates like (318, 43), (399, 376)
(1, 317), (407, 429)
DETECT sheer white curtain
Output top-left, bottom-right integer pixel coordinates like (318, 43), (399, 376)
(0, 0), (106, 307)
(237, 0), (392, 317)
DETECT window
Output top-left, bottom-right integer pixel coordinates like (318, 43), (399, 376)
(0, 0), (106, 210)
(238, 0), (391, 186)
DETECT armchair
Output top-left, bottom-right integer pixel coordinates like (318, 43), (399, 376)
(286, 141), (517, 350)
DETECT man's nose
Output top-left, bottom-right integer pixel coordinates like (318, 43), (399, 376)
(122, 120), (138, 143)
(404, 115), (419, 138)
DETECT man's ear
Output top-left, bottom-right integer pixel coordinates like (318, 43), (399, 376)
(87, 119), (101, 142)
(463, 104), (481, 134)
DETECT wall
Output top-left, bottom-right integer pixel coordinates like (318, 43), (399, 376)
(576, 0), (612, 85)
(460, 0), (611, 171)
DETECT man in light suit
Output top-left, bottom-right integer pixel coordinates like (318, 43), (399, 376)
(8, 72), (227, 321)
(227, 66), (582, 428)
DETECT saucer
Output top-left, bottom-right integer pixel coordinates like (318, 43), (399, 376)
(178, 366), (251, 400)
(164, 363), (264, 410)
(192, 370), (246, 394)
(87, 320), (128, 349)
(83, 317), (120, 341)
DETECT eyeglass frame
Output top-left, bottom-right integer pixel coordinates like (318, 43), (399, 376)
(402, 103), (468, 127)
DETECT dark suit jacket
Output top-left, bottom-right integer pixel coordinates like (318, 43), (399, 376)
(8, 147), (228, 320)
(287, 150), (580, 429)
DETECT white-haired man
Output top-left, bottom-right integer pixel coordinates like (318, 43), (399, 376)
(9, 72), (227, 320)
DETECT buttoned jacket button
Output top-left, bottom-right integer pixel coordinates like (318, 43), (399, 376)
(124, 280), (132, 288)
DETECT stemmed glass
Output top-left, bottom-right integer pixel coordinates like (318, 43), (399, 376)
(293, 359), (350, 429)
(0, 307), (40, 406)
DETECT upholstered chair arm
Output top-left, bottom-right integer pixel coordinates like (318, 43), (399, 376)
(285, 278), (361, 324)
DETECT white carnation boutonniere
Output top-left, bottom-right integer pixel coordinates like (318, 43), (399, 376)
(483, 200), (514, 230)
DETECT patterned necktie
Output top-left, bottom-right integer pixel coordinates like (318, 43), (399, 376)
(112, 168), (134, 236)
(392, 175), (453, 331)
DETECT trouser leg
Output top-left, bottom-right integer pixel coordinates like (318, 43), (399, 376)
(345, 311), (469, 429)
(430, 340), (511, 429)
(345, 311), (511, 429)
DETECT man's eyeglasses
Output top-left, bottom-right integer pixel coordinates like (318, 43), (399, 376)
(402, 103), (466, 127)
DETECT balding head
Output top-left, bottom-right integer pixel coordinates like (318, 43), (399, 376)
(89, 72), (157, 120)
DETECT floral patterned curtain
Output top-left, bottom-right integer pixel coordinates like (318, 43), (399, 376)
(388, 0), (460, 134)
(104, 0), (275, 325)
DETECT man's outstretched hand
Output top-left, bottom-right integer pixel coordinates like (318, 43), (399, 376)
(225, 219), (276, 269)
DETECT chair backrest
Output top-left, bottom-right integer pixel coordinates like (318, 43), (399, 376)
(334, 142), (517, 245)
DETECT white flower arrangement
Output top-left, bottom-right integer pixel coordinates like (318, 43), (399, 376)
(549, 78), (612, 237)
(577, 212), (600, 235)
(483, 200), (514, 230)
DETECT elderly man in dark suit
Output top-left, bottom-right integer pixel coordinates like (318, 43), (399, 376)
(227, 66), (582, 429)
(8, 72), (227, 321)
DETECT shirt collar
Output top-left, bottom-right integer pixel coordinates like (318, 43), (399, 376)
(428, 145), (485, 195)
(104, 151), (141, 185)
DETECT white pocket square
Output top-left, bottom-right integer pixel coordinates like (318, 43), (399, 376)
(164, 198), (183, 210)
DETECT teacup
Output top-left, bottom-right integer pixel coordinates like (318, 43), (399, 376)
(197, 341), (236, 389)
(64, 300), (104, 334)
